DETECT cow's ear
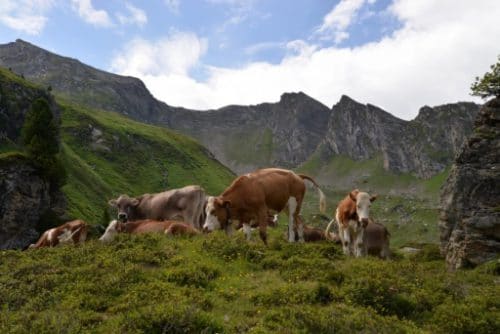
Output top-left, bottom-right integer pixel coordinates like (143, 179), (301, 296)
(131, 198), (140, 206)
(370, 194), (378, 202)
(108, 199), (117, 207)
(349, 189), (359, 201)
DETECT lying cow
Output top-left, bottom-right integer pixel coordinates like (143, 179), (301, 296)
(29, 220), (88, 249)
(325, 189), (377, 257)
(287, 224), (339, 243)
(108, 185), (206, 229)
(165, 222), (200, 237)
(99, 219), (199, 242)
(203, 168), (326, 244)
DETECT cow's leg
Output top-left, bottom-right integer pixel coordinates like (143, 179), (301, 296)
(256, 210), (268, 245)
(342, 228), (352, 256)
(354, 230), (365, 257)
(287, 197), (297, 243)
(243, 223), (252, 241)
(294, 195), (305, 243)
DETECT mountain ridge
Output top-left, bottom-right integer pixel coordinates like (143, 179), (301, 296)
(0, 39), (480, 179)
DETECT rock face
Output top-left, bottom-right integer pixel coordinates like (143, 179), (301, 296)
(439, 97), (500, 269)
(0, 39), (480, 178)
(320, 96), (479, 178)
(0, 155), (52, 249)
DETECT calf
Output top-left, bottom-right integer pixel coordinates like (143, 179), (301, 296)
(325, 189), (377, 257)
(165, 222), (201, 237)
(108, 185), (206, 229)
(203, 168), (326, 244)
(288, 224), (339, 242)
(99, 219), (174, 242)
(29, 220), (88, 249)
(364, 219), (391, 259)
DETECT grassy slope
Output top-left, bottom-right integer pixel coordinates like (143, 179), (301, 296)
(58, 100), (235, 225)
(1, 233), (498, 333)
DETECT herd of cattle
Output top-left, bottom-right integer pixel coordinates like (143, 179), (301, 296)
(28, 168), (390, 258)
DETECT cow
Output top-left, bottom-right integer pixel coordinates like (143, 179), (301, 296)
(29, 220), (88, 249)
(287, 224), (340, 242)
(202, 168), (326, 245)
(99, 219), (173, 242)
(364, 219), (391, 259)
(325, 189), (377, 257)
(108, 185), (206, 229)
(165, 222), (201, 237)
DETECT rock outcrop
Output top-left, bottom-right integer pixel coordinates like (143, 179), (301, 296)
(0, 154), (55, 249)
(439, 97), (500, 269)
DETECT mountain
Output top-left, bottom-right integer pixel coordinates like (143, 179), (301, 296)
(0, 66), (234, 248)
(0, 39), (480, 181)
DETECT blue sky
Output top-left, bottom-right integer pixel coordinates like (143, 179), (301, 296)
(0, 1), (499, 119)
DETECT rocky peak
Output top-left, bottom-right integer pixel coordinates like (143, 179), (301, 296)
(439, 97), (500, 269)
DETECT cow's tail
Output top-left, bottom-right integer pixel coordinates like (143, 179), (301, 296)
(297, 174), (326, 213)
(325, 218), (336, 241)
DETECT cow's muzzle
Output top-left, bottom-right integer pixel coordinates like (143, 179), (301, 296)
(118, 213), (128, 222)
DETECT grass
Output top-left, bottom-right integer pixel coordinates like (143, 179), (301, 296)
(0, 232), (498, 333)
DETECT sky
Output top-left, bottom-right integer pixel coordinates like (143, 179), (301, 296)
(0, 0), (499, 120)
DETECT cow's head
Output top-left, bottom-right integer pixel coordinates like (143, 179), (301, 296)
(202, 196), (231, 233)
(108, 195), (139, 222)
(99, 220), (124, 243)
(349, 189), (377, 227)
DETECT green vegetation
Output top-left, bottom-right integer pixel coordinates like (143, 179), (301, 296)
(471, 55), (500, 99)
(1, 232), (498, 333)
(58, 100), (234, 224)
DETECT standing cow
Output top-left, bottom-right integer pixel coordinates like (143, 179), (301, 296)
(202, 168), (326, 244)
(29, 220), (88, 249)
(364, 219), (391, 259)
(108, 185), (206, 229)
(325, 189), (377, 257)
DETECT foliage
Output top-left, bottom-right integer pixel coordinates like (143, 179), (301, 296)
(1, 232), (499, 333)
(20, 97), (66, 186)
(471, 55), (500, 98)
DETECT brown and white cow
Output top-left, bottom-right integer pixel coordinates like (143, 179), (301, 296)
(99, 219), (198, 242)
(325, 189), (377, 257)
(202, 168), (326, 244)
(108, 185), (206, 229)
(29, 220), (88, 249)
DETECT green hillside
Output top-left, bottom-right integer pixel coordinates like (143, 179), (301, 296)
(58, 100), (234, 225)
(1, 232), (498, 333)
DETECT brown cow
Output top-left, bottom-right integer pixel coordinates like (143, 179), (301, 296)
(202, 168), (326, 244)
(364, 219), (391, 259)
(99, 219), (171, 242)
(165, 222), (201, 237)
(108, 185), (206, 229)
(29, 220), (88, 249)
(288, 224), (339, 242)
(325, 189), (377, 257)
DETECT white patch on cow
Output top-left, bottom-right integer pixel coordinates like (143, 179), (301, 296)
(203, 196), (221, 232)
(99, 220), (119, 243)
(46, 228), (57, 243)
(288, 197), (297, 243)
(243, 223), (252, 241)
(355, 192), (372, 221)
(58, 228), (73, 244)
(272, 214), (278, 225)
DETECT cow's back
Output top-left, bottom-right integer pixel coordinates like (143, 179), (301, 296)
(131, 220), (174, 234)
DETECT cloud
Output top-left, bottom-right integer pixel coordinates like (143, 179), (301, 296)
(111, 0), (500, 120)
(315, 0), (370, 44)
(0, 0), (54, 35)
(116, 2), (147, 27)
(110, 31), (208, 77)
(71, 0), (113, 28)
(164, 0), (180, 14)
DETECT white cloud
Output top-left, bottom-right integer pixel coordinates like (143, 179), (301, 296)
(71, 0), (113, 28)
(315, 0), (369, 44)
(116, 2), (147, 27)
(110, 31), (208, 77)
(111, 0), (500, 120)
(0, 0), (54, 35)
(164, 0), (180, 14)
